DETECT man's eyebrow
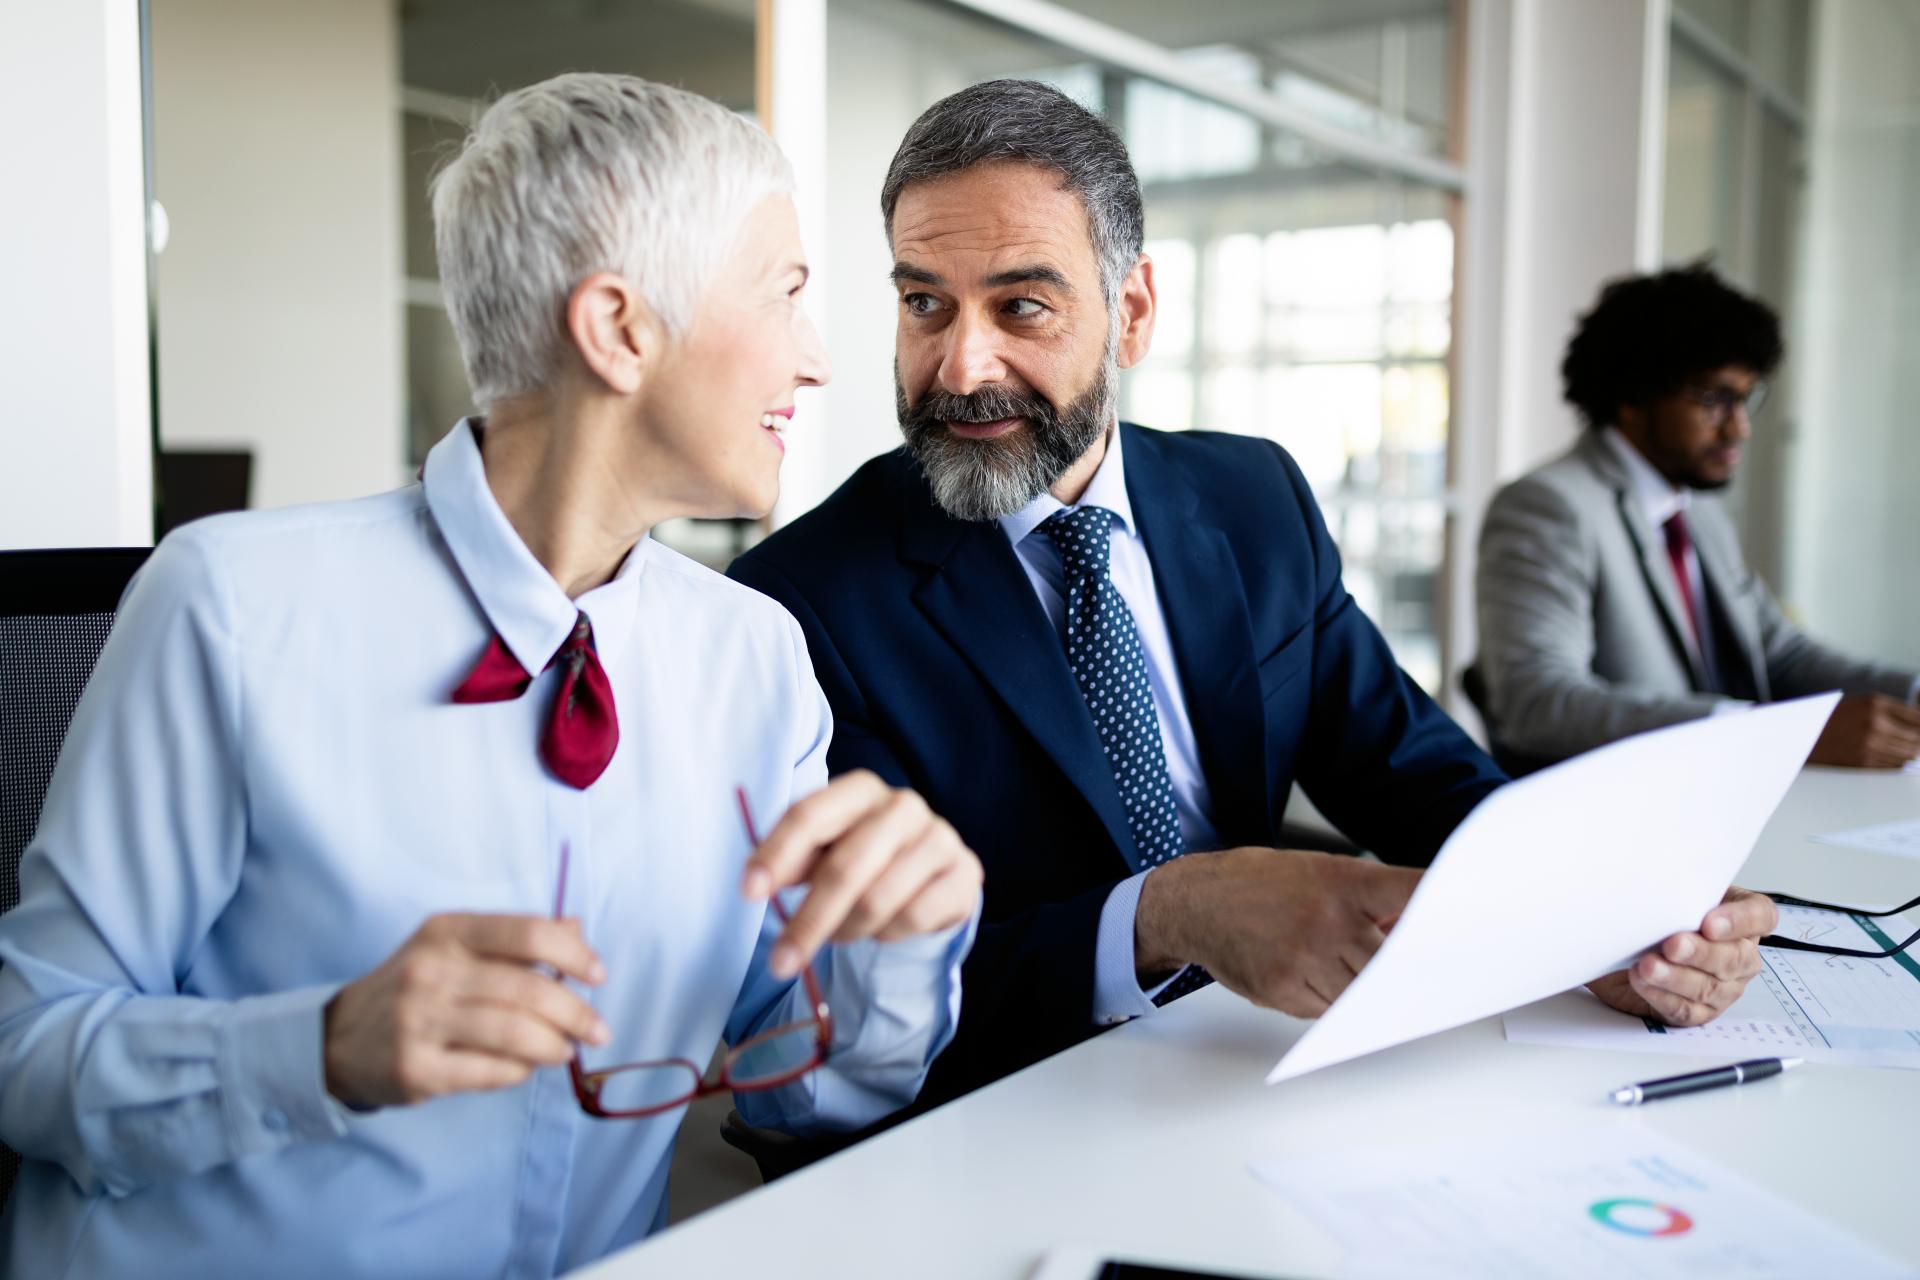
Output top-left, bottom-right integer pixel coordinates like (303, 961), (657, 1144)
(983, 265), (1074, 292)
(890, 263), (944, 287)
(888, 263), (1075, 292)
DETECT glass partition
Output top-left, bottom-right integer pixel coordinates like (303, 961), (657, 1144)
(823, 0), (1462, 691)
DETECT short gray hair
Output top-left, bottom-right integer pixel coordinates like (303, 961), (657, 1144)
(880, 79), (1144, 308)
(432, 73), (793, 410)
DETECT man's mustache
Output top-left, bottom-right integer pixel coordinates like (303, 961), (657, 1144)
(906, 384), (1058, 428)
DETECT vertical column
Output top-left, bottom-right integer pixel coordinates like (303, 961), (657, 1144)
(1786, 0), (1920, 666)
(764, 0), (833, 529)
(1443, 0), (1668, 724)
(0, 0), (154, 549)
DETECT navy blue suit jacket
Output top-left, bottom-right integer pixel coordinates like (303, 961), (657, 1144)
(729, 424), (1505, 1103)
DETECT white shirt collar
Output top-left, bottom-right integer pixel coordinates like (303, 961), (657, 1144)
(422, 417), (646, 677)
(1601, 426), (1691, 528)
(998, 420), (1133, 549)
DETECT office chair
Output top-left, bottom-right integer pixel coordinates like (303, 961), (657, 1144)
(0, 547), (152, 1208)
(1460, 663), (1555, 779)
(720, 1104), (906, 1185)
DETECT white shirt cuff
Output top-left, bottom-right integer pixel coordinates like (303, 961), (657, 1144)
(1093, 871), (1179, 1025)
(1708, 699), (1754, 716)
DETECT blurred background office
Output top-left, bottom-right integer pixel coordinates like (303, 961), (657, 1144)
(8, 0), (1916, 702)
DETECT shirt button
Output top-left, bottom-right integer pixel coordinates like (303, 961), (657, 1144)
(262, 1107), (290, 1133)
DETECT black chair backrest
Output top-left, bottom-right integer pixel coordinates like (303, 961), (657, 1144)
(0, 547), (152, 1207)
(1459, 662), (1554, 779)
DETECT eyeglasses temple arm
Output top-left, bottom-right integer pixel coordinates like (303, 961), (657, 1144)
(1759, 923), (1920, 960)
(1760, 889), (1920, 919)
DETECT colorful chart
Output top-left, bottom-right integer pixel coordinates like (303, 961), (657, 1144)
(1588, 1197), (1695, 1237)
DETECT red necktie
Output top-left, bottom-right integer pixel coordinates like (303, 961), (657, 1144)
(1662, 512), (1704, 653)
(451, 611), (619, 789)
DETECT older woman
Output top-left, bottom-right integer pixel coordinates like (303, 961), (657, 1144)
(0, 74), (980, 1277)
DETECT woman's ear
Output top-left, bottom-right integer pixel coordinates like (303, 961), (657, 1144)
(566, 272), (662, 395)
(1114, 254), (1157, 371)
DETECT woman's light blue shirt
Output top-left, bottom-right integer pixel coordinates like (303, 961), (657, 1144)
(0, 421), (973, 1278)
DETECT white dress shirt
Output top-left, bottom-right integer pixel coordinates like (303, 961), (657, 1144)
(0, 419), (975, 1279)
(998, 424), (1219, 1024)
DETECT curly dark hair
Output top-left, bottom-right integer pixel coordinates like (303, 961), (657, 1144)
(1561, 263), (1784, 428)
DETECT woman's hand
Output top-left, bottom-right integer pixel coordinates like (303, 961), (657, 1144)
(741, 770), (983, 978)
(323, 914), (611, 1109)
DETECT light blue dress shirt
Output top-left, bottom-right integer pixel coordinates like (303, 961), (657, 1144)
(0, 420), (974, 1279)
(997, 425), (1219, 1025)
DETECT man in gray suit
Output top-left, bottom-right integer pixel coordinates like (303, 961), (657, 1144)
(1475, 265), (1920, 769)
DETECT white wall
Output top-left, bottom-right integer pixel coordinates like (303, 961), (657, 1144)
(0, 1), (153, 549)
(150, 0), (404, 512)
(1785, 0), (1920, 667)
(1446, 0), (1668, 699)
(772, 0), (974, 524)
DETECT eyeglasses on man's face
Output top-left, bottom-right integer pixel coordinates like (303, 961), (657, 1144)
(1680, 378), (1768, 425)
(553, 788), (834, 1120)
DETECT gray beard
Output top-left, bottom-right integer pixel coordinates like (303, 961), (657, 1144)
(895, 358), (1116, 523)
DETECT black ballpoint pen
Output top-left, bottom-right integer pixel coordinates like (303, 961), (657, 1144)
(1609, 1056), (1803, 1105)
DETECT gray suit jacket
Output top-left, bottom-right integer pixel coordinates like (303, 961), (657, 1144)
(1474, 431), (1916, 762)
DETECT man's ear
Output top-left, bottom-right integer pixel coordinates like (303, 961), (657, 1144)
(1615, 402), (1645, 435)
(566, 272), (661, 396)
(1113, 254), (1157, 371)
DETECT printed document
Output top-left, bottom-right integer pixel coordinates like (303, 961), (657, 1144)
(1503, 903), (1920, 1068)
(1267, 694), (1838, 1084)
(1811, 818), (1920, 860)
(1250, 1126), (1915, 1279)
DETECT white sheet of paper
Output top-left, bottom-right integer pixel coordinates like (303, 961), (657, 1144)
(1503, 903), (1920, 1068)
(1249, 1125), (1916, 1280)
(1811, 818), (1920, 860)
(1266, 693), (1839, 1085)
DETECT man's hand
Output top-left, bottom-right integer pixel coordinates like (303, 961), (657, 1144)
(1809, 693), (1920, 769)
(742, 770), (983, 979)
(324, 914), (611, 1109)
(1134, 847), (1421, 1018)
(1589, 887), (1778, 1027)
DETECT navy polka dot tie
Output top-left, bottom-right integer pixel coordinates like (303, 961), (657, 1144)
(1042, 506), (1211, 1007)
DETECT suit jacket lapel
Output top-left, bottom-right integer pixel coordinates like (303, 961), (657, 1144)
(900, 484), (1141, 869)
(1688, 509), (1771, 699)
(1585, 436), (1711, 688)
(1124, 428), (1269, 846)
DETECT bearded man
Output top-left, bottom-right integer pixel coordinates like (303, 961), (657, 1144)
(729, 80), (1779, 1106)
(1473, 264), (1920, 772)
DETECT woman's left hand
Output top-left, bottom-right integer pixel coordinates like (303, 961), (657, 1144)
(741, 770), (983, 978)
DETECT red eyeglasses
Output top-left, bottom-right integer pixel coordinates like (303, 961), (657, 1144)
(558, 786), (834, 1119)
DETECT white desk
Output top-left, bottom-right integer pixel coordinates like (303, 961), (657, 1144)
(579, 767), (1920, 1279)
